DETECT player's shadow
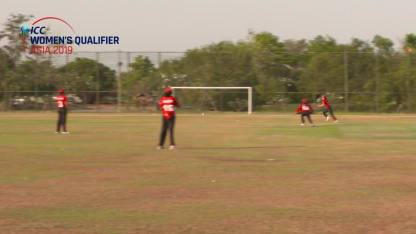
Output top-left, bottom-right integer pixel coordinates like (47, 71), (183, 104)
(179, 146), (301, 150)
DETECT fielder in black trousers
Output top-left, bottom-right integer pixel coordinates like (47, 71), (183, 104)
(55, 89), (69, 134)
(57, 107), (68, 133)
(159, 115), (175, 147)
(157, 87), (179, 149)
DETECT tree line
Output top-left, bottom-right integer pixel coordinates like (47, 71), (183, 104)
(1, 14), (416, 112)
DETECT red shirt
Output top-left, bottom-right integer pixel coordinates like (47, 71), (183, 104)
(56, 95), (67, 108)
(322, 98), (330, 108)
(159, 96), (179, 119)
(296, 104), (313, 113)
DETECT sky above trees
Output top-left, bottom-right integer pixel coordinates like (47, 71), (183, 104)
(1, 0), (414, 51)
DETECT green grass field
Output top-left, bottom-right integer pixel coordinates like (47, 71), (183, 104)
(1, 112), (416, 234)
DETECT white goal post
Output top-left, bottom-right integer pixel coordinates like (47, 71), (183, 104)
(170, 87), (253, 114)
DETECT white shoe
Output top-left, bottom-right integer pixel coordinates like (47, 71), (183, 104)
(62, 132), (70, 134)
(169, 145), (176, 150)
(326, 116), (330, 121)
(300, 123), (305, 126)
(156, 146), (164, 150)
(55, 131), (60, 134)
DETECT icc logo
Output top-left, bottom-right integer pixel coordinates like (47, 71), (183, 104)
(21, 25), (46, 35)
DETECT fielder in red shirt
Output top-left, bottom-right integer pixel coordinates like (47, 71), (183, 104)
(318, 95), (338, 122)
(296, 98), (314, 126)
(158, 87), (179, 149)
(56, 89), (69, 134)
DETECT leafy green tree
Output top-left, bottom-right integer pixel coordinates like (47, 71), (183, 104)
(299, 52), (344, 94)
(123, 56), (156, 90)
(250, 32), (292, 104)
(0, 14), (33, 109)
(405, 34), (416, 51)
(372, 35), (394, 54)
(121, 56), (158, 106)
(59, 58), (116, 103)
(390, 34), (416, 111)
(0, 14), (33, 62)
(371, 35), (400, 111)
(8, 58), (58, 109)
(298, 36), (344, 96)
(13, 59), (57, 91)
(343, 39), (376, 111)
(156, 41), (257, 111)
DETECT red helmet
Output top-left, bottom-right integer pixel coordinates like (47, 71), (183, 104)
(165, 87), (172, 93)
(301, 98), (307, 103)
(58, 89), (64, 93)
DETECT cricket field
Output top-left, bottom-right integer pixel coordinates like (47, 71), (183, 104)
(1, 112), (416, 233)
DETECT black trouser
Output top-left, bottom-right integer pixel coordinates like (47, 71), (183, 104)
(159, 115), (175, 146)
(57, 107), (67, 132)
(301, 112), (313, 124)
(323, 106), (337, 120)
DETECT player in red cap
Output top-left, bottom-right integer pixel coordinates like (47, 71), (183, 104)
(296, 98), (314, 126)
(157, 87), (180, 149)
(56, 89), (69, 134)
(318, 95), (338, 123)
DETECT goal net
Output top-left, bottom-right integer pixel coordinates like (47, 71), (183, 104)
(171, 87), (253, 114)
